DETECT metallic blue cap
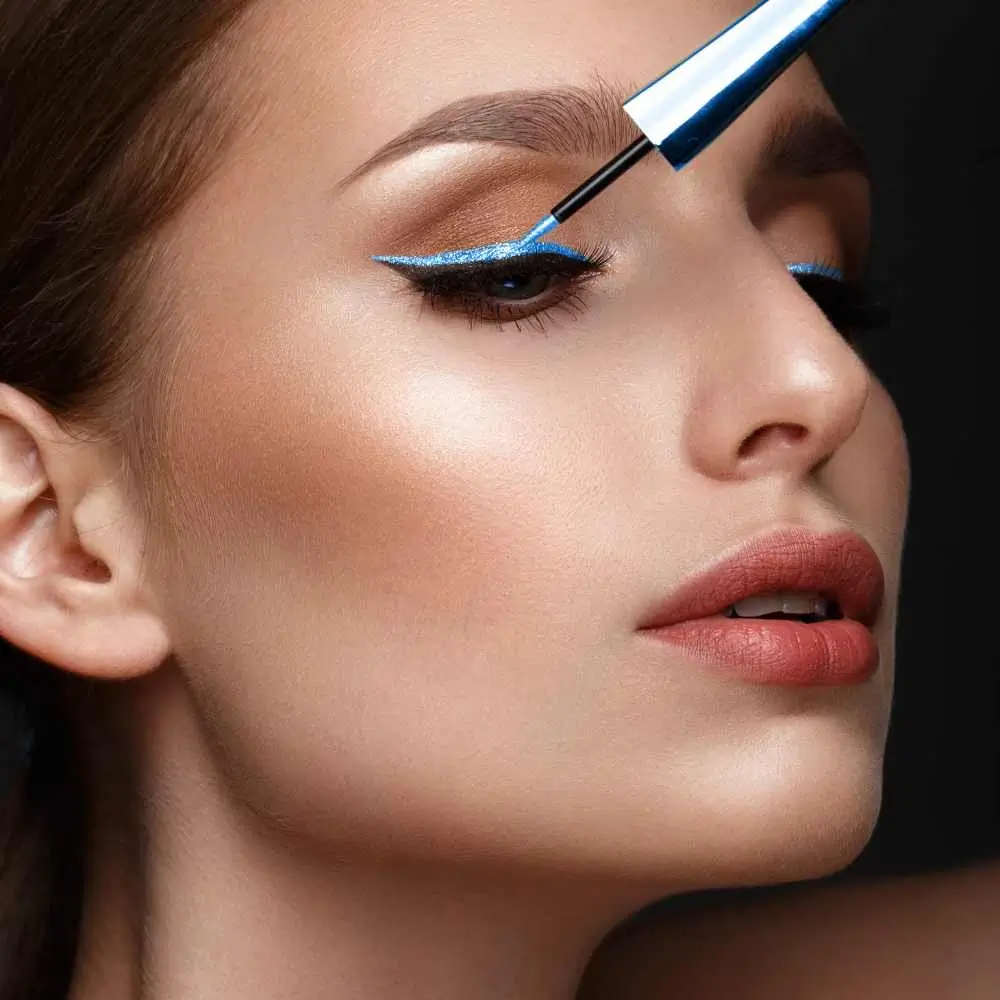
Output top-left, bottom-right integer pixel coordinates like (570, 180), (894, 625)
(623, 0), (853, 168)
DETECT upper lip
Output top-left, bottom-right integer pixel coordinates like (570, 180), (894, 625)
(638, 528), (885, 630)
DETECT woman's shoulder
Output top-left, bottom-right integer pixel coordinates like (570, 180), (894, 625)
(580, 862), (1000, 1000)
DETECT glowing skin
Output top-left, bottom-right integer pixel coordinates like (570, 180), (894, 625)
(0, 1), (909, 999)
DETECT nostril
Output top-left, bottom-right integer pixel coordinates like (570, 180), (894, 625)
(737, 423), (807, 459)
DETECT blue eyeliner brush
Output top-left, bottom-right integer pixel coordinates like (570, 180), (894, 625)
(521, 0), (856, 245)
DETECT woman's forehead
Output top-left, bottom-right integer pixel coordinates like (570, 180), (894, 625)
(228, 0), (837, 188)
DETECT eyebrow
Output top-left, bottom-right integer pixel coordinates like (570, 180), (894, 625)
(337, 79), (869, 190)
(758, 106), (869, 184)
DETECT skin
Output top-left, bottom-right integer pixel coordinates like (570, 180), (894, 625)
(0, 0), (909, 998)
(581, 861), (1000, 999)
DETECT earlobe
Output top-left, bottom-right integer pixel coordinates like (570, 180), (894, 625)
(0, 385), (171, 681)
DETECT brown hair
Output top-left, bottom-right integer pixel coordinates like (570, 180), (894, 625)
(0, 2), (259, 996)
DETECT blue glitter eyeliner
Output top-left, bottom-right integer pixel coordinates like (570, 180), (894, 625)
(373, 239), (588, 269)
(787, 262), (845, 281)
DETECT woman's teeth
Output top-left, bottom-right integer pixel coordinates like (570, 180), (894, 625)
(726, 591), (833, 620)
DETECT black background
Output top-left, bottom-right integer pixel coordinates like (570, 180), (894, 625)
(811, 0), (996, 879)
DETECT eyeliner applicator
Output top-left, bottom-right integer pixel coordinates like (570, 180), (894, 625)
(520, 0), (856, 245)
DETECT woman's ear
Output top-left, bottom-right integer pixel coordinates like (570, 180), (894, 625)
(0, 383), (170, 680)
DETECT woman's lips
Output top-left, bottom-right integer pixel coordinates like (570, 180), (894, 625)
(644, 617), (879, 686)
(637, 528), (885, 687)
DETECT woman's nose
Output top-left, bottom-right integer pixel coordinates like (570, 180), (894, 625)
(681, 259), (871, 483)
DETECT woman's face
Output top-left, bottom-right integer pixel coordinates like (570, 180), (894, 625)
(141, 0), (909, 884)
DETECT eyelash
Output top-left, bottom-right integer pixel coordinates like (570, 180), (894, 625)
(392, 242), (614, 334)
(790, 259), (892, 343)
(391, 249), (890, 339)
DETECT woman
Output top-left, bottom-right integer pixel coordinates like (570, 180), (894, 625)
(0, 1), (910, 998)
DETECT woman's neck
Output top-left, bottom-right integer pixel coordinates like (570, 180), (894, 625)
(67, 672), (666, 1000)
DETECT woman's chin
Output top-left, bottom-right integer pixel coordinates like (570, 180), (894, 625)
(679, 763), (883, 890)
(711, 783), (883, 888)
(570, 734), (886, 892)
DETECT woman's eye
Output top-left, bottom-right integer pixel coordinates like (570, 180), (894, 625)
(382, 245), (615, 332)
(484, 271), (554, 301)
(792, 271), (891, 340)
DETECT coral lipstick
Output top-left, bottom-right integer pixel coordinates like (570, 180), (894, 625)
(638, 529), (885, 686)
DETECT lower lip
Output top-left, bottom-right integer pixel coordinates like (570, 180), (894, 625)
(642, 616), (879, 686)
